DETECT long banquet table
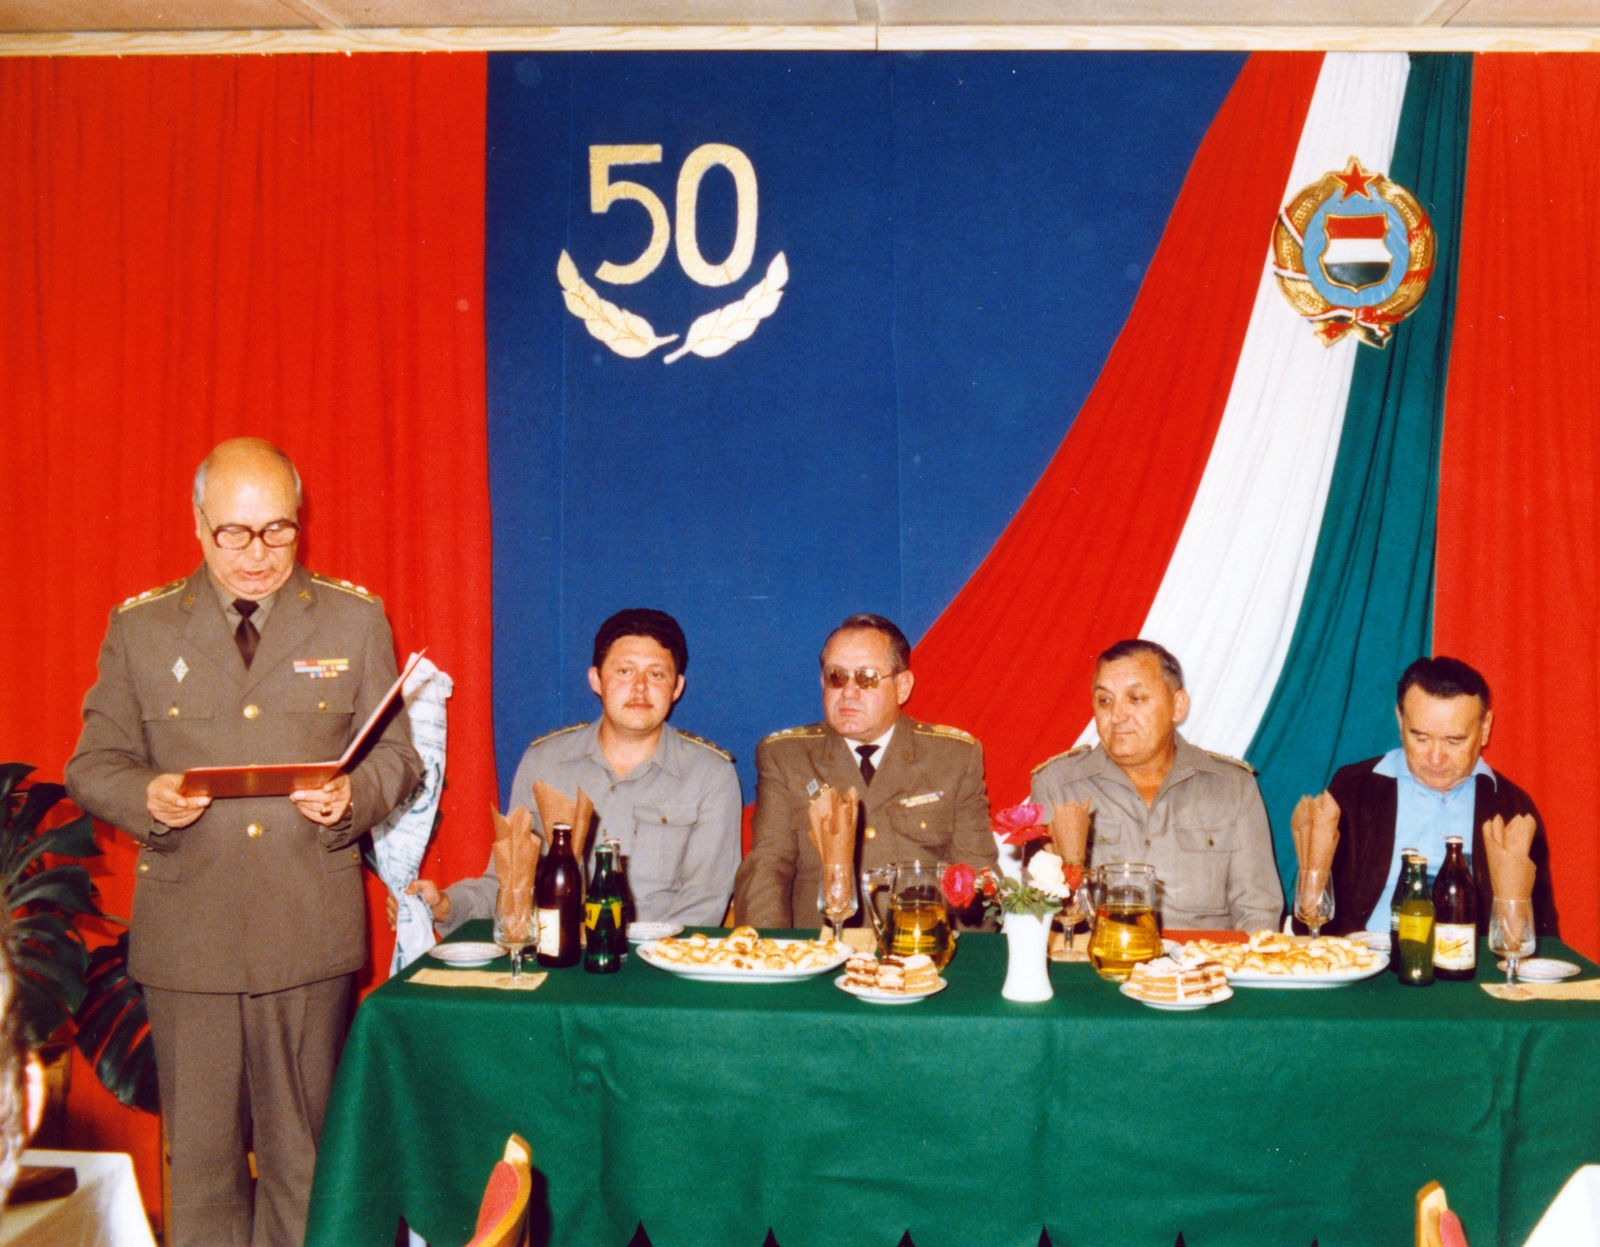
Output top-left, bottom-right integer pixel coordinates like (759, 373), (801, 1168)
(307, 924), (1600, 1247)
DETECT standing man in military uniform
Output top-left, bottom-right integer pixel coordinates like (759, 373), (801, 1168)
(405, 608), (742, 931)
(65, 438), (420, 1247)
(734, 613), (996, 929)
(1030, 639), (1282, 932)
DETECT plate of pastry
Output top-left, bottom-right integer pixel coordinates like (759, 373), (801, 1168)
(1180, 931), (1388, 988)
(1119, 956), (1232, 1010)
(637, 927), (852, 982)
(834, 953), (946, 1003)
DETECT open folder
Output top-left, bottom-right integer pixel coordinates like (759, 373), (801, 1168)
(179, 650), (425, 800)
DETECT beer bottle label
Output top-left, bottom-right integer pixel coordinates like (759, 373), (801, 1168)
(537, 908), (562, 956)
(585, 900), (622, 930)
(1434, 922), (1477, 971)
(1398, 912), (1433, 943)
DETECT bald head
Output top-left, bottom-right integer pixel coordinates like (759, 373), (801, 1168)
(192, 439), (302, 601)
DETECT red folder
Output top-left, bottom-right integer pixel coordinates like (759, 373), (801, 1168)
(179, 650), (424, 800)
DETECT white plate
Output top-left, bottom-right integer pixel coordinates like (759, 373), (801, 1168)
(1497, 957), (1580, 980)
(1226, 952), (1389, 988)
(834, 974), (948, 1004)
(1349, 931), (1392, 952)
(636, 938), (853, 982)
(427, 941), (503, 968)
(1120, 982), (1232, 1011)
(627, 922), (683, 943)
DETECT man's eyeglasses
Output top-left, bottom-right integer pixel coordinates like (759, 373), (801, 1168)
(202, 515), (300, 551)
(823, 666), (900, 690)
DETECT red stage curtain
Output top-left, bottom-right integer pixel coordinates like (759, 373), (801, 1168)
(1437, 54), (1600, 961)
(0, 53), (493, 1212)
(907, 52), (1323, 807)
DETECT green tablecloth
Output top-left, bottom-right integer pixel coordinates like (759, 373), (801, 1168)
(307, 926), (1600, 1247)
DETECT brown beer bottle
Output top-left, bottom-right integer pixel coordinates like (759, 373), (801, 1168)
(1431, 835), (1478, 981)
(535, 822), (582, 968)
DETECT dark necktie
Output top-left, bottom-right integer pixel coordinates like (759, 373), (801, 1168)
(233, 599), (260, 669)
(856, 744), (879, 785)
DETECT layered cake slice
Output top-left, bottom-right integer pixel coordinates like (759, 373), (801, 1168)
(843, 956), (880, 989)
(1128, 956), (1229, 1003)
(900, 954), (940, 993)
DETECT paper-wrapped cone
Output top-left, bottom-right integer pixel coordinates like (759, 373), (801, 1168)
(531, 780), (597, 863)
(491, 803), (539, 943)
(1047, 800), (1091, 865)
(1290, 791), (1341, 876)
(807, 785), (860, 872)
(1483, 813), (1538, 902)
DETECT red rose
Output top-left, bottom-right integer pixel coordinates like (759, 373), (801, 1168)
(994, 801), (1048, 846)
(980, 871), (999, 897)
(942, 862), (976, 908)
(1064, 863), (1085, 892)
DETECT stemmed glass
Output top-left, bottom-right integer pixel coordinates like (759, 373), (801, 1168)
(818, 862), (859, 944)
(494, 900), (536, 982)
(1488, 897), (1536, 986)
(1295, 870), (1335, 938)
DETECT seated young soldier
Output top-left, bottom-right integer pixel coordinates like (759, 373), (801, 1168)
(1030, 639), (1283, 932)
(1311, 655), (1558, 937)
(401, 609), (742, 931)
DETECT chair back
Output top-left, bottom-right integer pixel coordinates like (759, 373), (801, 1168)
(466, 1134), (533, 1247)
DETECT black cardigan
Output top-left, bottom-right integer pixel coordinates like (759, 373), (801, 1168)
(1323, 758), (1559, 938)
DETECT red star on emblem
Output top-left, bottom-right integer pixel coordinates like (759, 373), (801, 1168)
(1334, 157), (1376, 200)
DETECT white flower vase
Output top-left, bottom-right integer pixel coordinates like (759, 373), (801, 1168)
(1001, 911), (1054, 1003)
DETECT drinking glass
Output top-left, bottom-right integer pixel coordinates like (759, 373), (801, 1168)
(1488, 897), (1536, 986)
(817, 861), (859, 944)
(494, 902), (536, 982)
(1295, 870), (1335, 938)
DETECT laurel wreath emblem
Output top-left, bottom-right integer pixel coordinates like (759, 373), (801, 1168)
(556, 250), (788, 364)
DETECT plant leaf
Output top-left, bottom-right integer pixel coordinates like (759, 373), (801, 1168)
(7, 817), (102, 895)
(556, 251), (679, 358)
(74, 934), (159, 1114)
(0, 764), (36, 812)
(0, 784), (64, 877)
(10, 864), (99, 916)
(663, 252), (788, 364)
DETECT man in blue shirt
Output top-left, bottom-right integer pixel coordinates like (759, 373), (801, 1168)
(1316, 656), (1558, 938)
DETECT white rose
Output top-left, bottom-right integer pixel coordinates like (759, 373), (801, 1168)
(1027, 849), (1071, 898)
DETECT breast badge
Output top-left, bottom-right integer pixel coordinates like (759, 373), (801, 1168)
(1272, 157), (1434, 348)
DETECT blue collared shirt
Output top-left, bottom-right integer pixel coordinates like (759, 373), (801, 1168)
(1364, 747), (1495, 932)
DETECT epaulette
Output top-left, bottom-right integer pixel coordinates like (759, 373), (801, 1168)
(1206, 750), (1258, 775)
(761, 725), (826, 744)
(118, 577), (187, 613)
(676, 729), (733, 763)
(1031, 743), (1093, 775)
(529, 723), (588, 749)
(310, 573), (377, 604)
(914, 722), (978, 746)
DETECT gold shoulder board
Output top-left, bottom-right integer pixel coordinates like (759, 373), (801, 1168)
(1031, 743), (1093, 775)
(1206, 750), (1258, 775)
(676, 730), (733, 763)
(117, 577), (188, 613)
(914, 722), (978, 746)
(760, 725), (825, 744)
(528, 722), (589, 749)
(310, 573), (378, 604)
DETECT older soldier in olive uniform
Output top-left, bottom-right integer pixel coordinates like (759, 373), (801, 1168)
(406, 609), (741, 931)
(65, 439), (420, 1247)
(1030, 639), (1282, 932)
(734, 614), (996, 929)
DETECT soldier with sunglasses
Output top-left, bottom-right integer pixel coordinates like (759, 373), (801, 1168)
(734, 614), (996, 928)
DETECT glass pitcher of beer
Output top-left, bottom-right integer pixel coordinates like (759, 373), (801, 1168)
(861, 860), (956, 968)
(1087, 862), (1162, 981)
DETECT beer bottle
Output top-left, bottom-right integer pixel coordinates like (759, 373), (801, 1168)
(535, 822), (582, 968)
(584, 840), (625, 975)
(1431, 836), (1478, 981)
(1389, 847), (1418, 970)
(1396, 854), (1435, 987)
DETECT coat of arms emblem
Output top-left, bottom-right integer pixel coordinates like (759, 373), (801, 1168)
(1272, 157), (1434, 348)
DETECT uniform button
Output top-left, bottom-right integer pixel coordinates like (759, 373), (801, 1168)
(137, 862), (150, 874)
(660, 815), (668, 824)
(1208, 837), (1215, 847)
(247, 823), (264, 838)
(350, 847), (360, 862)
(167, 706), (180, 718)
(919, 820), (928, 830)
(865, 826), (876, 840)
(243, 705), (260, 720)
(317, 701), (327, 711)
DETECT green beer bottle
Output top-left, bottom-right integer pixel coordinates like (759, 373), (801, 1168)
(1397, 854), (1435, 987)
(1389, 847), (1417, 972)
(583, 840), (625, 975)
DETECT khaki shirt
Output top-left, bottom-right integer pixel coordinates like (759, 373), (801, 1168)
(1029, 733), (1283, 932)
(443, 720), (742, 930)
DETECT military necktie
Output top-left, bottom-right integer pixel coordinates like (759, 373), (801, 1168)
(233, 599), (260, 669)
(856, 743), (879, 785)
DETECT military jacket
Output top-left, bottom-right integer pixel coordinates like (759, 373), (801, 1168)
(65, 564), (421, 995)
(443, 720), (742, 930)
(733, 715), (996, 929)
(1029, 733), (1283, 932)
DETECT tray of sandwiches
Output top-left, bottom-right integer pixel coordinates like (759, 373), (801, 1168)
(835, 953), (947, 1003)
(1120, 954), (1233, 1010)
(1175, 931), (1388, 988)
(636, 928), (852, 982)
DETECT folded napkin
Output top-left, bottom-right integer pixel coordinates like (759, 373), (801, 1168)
(1290, 791), (1341, 880)
(490, 804), (540, 943)
(808, 785), (860, 915)
(1483, 812), (1538, 901)
(410, 968), (548, 992)
(1481, 978), (1600, 1002)
(531, 779), (596, 864)
(1047, 799), (1091, 865)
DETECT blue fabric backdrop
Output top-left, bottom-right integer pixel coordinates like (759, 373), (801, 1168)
(485, 51), (1246, 797)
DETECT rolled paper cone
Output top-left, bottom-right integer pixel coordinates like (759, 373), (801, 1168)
(572, 788), (596, 865)
(1048, 801), (1091, 865)
(806, 790), (831, 860)
(1307, 826), (1339, 875)
(1507, 812), (1537, 859)
(1289, 796), (1312, 869)
(531, 779), (576, 842)
(824, 788), (860, 872)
